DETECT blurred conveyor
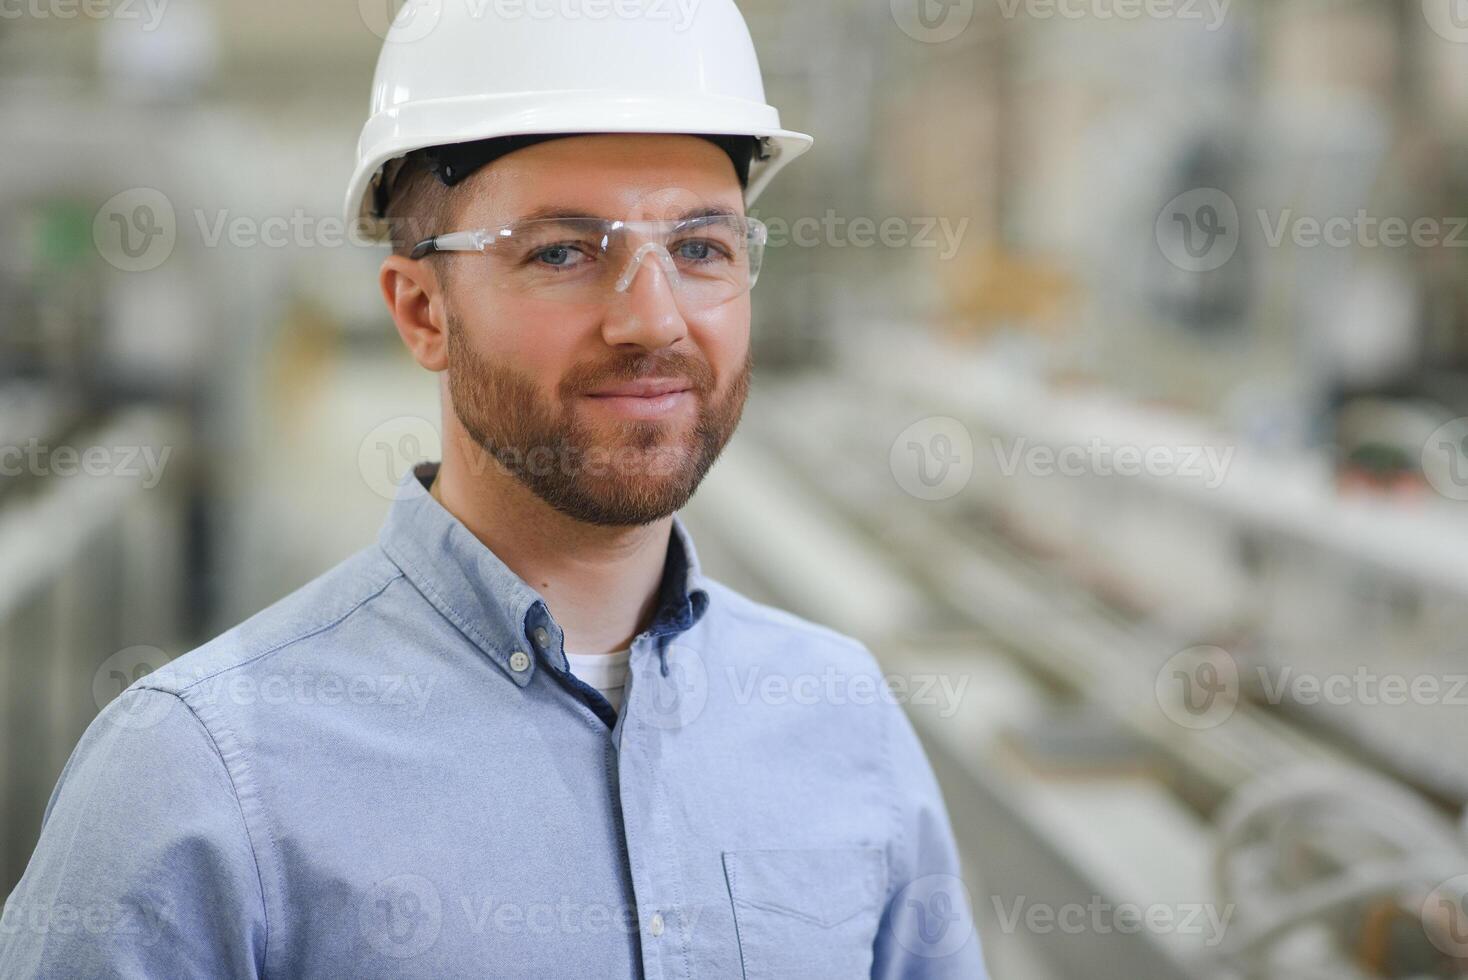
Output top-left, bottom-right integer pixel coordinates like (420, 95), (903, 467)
(683, 327), (1468, 980)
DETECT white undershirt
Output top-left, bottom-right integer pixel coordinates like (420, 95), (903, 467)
(563, 648), (631, 713)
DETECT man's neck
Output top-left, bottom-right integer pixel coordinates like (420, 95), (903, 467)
(428, 457), (670, 657)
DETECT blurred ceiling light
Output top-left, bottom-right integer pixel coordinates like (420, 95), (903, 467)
(97, 3), (219, 101)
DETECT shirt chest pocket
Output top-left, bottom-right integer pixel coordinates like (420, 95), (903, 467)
(721, 846), (887, 980)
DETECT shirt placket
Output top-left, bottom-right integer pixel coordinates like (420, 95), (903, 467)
(615, 631), (692, 980)
(525, 606), (620, 729)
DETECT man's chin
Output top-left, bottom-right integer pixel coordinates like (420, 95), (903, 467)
(537, 475), (700, 528)
(572, 440), (700, 484)
(575, 402), (699, 441)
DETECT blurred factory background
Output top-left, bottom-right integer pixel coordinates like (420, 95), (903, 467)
(5, 0), (1468, 976)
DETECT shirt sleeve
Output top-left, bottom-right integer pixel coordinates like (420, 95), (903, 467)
(871, 679), (989, 979)
(0, 687), (268, 979)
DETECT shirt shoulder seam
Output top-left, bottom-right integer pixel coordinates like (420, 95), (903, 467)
(882, 664), (905, 900)
(167, 568), (405, 695)
(142, 688), (272, 973)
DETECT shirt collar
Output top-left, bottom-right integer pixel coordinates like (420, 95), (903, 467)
(377, 461), (709, 687)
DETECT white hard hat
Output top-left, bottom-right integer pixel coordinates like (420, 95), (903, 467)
(345, 0), (814, 238)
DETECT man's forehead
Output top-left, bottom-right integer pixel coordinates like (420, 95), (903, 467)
(457, 134), (745, 221)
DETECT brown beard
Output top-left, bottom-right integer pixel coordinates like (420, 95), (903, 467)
(444, 308), (751, 527)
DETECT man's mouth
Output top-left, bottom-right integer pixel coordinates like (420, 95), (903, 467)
(585, 379), (692, 398)
(582, 378), (696, 419)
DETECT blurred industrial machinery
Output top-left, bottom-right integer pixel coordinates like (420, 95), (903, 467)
(681, 4), (1468, 975)
(687, 328), (1468, 978)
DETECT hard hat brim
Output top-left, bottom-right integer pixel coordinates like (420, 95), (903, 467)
(346, 91), (813, 240)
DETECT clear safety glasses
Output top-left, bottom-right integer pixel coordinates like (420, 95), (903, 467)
(410, 214), (769, 310)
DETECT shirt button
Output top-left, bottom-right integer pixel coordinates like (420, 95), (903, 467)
(532, 627), (550, 649)
(508, 650), (531, 672)
(649, 912), (664, 937)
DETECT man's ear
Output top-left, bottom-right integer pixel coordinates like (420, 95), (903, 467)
(380, 255), (449, 372)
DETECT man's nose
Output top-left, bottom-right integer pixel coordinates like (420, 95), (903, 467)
(600, 245), (689, 349)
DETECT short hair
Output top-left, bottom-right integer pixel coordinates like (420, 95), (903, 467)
(384, 149), (454, 261)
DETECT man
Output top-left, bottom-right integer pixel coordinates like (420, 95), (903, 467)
(1, 2), (986, 976)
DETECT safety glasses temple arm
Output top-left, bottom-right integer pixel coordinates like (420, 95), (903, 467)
(409, 230), (488, 260)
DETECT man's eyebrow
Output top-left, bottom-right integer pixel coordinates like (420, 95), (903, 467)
(508, 205), (740, 224)
(672, 206), (740, 221)
(511, 206), (601, 223)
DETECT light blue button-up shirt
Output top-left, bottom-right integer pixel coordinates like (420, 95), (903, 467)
(2, 462), (986, 978)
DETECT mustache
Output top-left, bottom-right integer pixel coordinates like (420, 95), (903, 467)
(563, 350), (715, 397)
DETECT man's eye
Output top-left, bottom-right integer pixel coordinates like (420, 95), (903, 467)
(674, 240), (727, 263)
(534, 245), (586, 267)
